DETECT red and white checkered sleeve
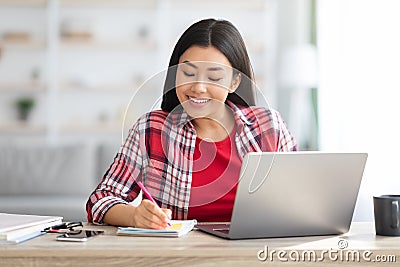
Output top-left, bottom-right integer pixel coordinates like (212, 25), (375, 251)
(86, 119), (144, 224)
(274, 110), (298, 152)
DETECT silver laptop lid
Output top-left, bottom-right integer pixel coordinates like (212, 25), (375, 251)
(228, 152), (368, 239)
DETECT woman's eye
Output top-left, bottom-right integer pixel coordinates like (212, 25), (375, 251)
(208, 77), (222, 82)
(183, 71), (195, 77)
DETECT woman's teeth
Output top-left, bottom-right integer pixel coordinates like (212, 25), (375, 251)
(189, 97), (211, 104)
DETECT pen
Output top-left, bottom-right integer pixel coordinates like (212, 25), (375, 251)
(136, 181), (171, 227)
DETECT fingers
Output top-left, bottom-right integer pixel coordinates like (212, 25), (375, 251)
(161, 208), (172, 220)
(133, 200), (172, 229)
(142, 200), (171, 227)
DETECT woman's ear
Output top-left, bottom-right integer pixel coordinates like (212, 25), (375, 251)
(229, 73), (241, 93)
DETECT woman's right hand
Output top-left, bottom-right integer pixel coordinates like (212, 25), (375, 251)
(132, 199), (172, 229)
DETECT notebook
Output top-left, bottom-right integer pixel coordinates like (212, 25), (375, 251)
(196, 152), (368, 239)
(0, 213), (63, 244)
(117, 220), (197, 237)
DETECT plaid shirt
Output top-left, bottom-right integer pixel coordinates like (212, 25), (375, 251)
(86, 101), (297, 223)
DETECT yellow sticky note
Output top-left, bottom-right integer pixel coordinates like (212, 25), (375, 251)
(168, 223), (182, 231)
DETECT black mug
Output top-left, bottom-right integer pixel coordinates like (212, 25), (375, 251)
(373, 195), (400, 236)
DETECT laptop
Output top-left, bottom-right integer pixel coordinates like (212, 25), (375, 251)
(196, 152), (368, 239)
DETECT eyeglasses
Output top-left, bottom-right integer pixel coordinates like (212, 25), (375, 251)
(44, 222), (83, 234)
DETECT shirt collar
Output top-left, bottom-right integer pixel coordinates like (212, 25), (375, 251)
(227, 100), (255, 126)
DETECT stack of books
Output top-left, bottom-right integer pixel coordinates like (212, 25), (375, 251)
(0, 213), (63, 244)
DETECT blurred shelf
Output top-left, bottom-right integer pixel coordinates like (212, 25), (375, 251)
(59, 82), (139, 92)
(60, 38), (157, 51)
(0, 40), (47, 50)
(170, 0), (266, 10)
(60, 0), (267, 9)
(60, 122), (122, 134)
(0, 123), (46, 134)
(60, 0), (158, 9)
(0, 0), (47, 7)
(0, 122), (122, 135)
(0, 82), (47, 92)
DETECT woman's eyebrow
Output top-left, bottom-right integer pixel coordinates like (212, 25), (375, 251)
(182, 60), (198, 69)
(182, 60), (225, 71)
(207, 66), (224, 71)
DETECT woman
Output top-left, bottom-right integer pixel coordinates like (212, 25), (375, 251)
(86, 18), (297, 229)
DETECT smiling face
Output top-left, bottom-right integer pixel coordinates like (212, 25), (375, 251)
(175, 45), (240, 120)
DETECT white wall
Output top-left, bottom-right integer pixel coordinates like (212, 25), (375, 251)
(318, 0), (400, 221)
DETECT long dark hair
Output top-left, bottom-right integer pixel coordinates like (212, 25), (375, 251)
(161, 18), (255, 112)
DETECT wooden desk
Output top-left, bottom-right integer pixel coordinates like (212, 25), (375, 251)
(0, 222), (399, 267)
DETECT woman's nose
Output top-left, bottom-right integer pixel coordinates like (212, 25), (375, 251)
(191, 81), (207, 94)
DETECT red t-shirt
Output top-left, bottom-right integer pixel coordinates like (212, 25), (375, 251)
(187, 126), (242, 222)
